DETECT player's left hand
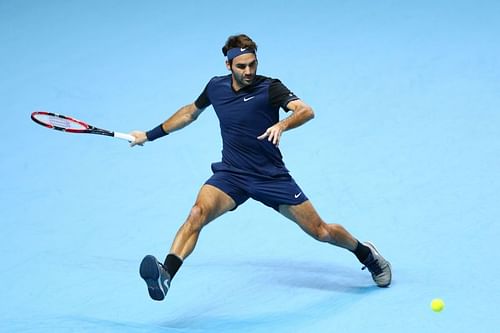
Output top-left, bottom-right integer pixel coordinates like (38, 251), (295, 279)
(257, 123), (285, 147)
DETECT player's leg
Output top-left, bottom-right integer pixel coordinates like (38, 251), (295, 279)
(140, 184), (236, 301)
(279, 200), (358, 250)
(170, 184), (236, 259)
(279, 200), (392, 287)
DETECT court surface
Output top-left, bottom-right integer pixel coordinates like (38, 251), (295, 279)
(1, 1), (499, 332)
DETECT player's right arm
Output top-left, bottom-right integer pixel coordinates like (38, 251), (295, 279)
(130, 102), (204, 147)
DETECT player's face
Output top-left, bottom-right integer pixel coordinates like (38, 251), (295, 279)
(227, 53), (258, 90)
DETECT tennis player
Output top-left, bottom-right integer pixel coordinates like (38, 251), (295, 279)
(130, 34), (391, 301)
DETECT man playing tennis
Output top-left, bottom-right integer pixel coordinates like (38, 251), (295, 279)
(130, 34), (391, 301)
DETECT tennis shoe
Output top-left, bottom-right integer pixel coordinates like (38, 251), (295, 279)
(140, 255), (171, 301)
(361, 241), (392, 287)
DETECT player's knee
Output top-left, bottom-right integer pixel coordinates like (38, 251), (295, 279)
(311, 223), (331, 242)
(187, 204), (207, 230)
(311, 223), (345, 243)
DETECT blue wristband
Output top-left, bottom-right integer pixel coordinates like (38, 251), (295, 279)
(146, 124), (168, 141)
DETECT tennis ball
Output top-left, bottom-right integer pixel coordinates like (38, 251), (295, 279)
(430, 298), (445, 312)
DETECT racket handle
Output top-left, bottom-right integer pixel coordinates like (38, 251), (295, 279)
(114, 132), (136, 142)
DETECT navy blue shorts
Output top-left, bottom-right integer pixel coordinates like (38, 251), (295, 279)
(205, 169), (308, 211)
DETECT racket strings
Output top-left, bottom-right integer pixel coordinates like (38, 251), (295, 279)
(47, 115), (72, 128)
(35, 114), (87, 130)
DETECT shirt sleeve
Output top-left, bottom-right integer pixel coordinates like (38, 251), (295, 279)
(194, 83), (211, 109)
(269, 79), (299, 111)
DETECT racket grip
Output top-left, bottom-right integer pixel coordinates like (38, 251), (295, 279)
(114, 132), (136, 142)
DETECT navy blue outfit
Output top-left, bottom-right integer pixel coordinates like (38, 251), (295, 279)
(195, 74), (308, 211)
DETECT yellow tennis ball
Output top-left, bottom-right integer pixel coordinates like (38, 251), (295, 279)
(430, 298), (445, 312)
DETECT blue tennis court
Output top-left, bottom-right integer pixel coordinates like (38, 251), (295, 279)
(1, 1), (499, 332)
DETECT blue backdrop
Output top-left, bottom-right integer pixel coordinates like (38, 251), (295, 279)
(1, 0), (499, 332)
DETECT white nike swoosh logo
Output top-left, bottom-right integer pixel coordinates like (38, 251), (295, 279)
(240, 48), (247, 52)
(243, 96), (255, 102)
(294, 192), (302, 198)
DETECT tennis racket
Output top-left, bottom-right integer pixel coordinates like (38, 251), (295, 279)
(31, 111), (135, 142)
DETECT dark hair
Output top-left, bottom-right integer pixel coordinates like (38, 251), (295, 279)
(222, 34), (258, 56)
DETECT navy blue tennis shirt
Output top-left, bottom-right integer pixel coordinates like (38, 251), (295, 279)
(194, 74), (300, 178)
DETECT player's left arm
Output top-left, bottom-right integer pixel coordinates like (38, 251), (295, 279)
(257, 99), (314, 147)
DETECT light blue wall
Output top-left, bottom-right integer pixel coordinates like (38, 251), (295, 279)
(1, 1), (499, 332)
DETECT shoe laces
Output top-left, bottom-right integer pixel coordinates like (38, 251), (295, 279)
(362, 255), (383, 276)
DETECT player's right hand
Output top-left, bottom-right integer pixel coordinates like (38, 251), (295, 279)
(130, 131), (147, 147)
